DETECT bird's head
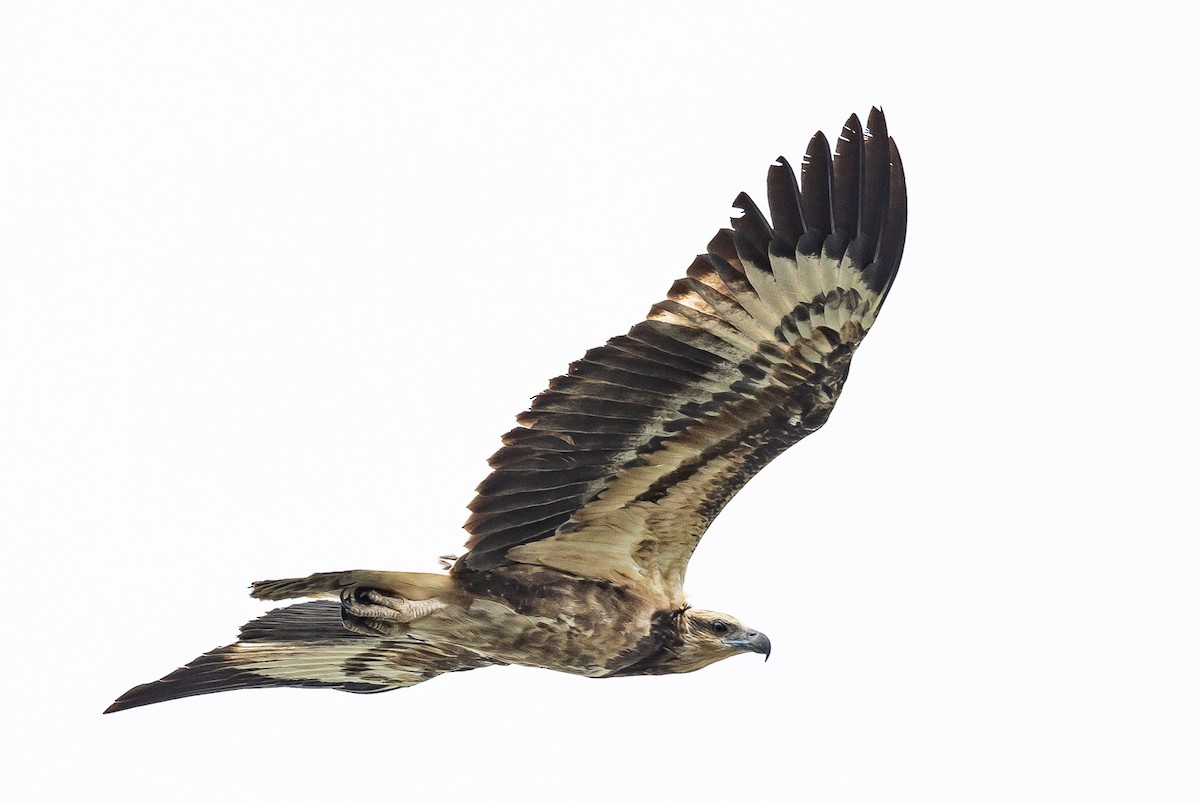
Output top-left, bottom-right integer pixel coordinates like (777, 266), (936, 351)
(667, 608), (771, 673)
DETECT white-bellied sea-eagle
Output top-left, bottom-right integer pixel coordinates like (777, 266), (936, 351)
(107, 107), (906, 713)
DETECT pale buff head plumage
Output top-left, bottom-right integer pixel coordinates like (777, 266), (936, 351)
(662, 608), (771, 674)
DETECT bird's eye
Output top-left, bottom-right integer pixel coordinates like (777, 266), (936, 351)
(711, 620), (730, 635)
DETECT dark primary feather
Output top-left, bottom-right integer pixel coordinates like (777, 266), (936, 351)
(798, 132), (833, 250)
(457, 108), (907, 579)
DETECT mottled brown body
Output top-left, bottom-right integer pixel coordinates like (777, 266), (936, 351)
(443, 566), (662, 676)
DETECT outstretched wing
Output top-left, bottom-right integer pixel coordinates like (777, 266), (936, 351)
(456, 109), (906, 606)
(105, 602), (496, 713)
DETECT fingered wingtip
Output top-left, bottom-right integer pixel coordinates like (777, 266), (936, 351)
(103, 685), (152, 714)
(103, 697), (131, 715)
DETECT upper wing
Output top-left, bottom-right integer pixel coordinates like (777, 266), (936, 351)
(455, 109), (907, 606)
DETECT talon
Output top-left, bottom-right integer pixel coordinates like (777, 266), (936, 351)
(339, 586), (447, 636)
(340, 589), (397, 620)
(362, 590), (417, 615)
(363, 590), (400, 609)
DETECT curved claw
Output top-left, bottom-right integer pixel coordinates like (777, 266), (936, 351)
(340, 587), (447, 636)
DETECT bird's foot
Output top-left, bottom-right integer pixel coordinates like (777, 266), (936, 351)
(340, 588), (446, 636)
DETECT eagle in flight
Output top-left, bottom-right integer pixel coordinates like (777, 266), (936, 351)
(107, 108), (906, 713)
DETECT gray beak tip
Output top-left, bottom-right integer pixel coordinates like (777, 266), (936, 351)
(748, 630), (771, 661)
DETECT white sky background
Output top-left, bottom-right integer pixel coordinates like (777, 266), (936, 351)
(3, 2), (1198, 799)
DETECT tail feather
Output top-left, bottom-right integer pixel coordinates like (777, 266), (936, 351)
(250, 570), (451, 602)
(105, 601), (492, 713)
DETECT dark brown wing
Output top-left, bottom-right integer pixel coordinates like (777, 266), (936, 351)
(455, 109), (906, 606)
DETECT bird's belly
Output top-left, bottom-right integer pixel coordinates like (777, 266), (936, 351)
(432, 597), (651, 678)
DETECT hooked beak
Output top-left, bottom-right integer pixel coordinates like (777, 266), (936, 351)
(726, 630), (772, 661)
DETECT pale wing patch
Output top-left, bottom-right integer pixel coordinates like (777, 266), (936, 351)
(235, 636), (487, 687)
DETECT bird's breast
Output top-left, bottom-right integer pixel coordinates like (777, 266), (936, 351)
(440, 567), (663, 677)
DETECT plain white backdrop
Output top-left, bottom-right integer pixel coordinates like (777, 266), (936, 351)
(3, 2), (1197, 800)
